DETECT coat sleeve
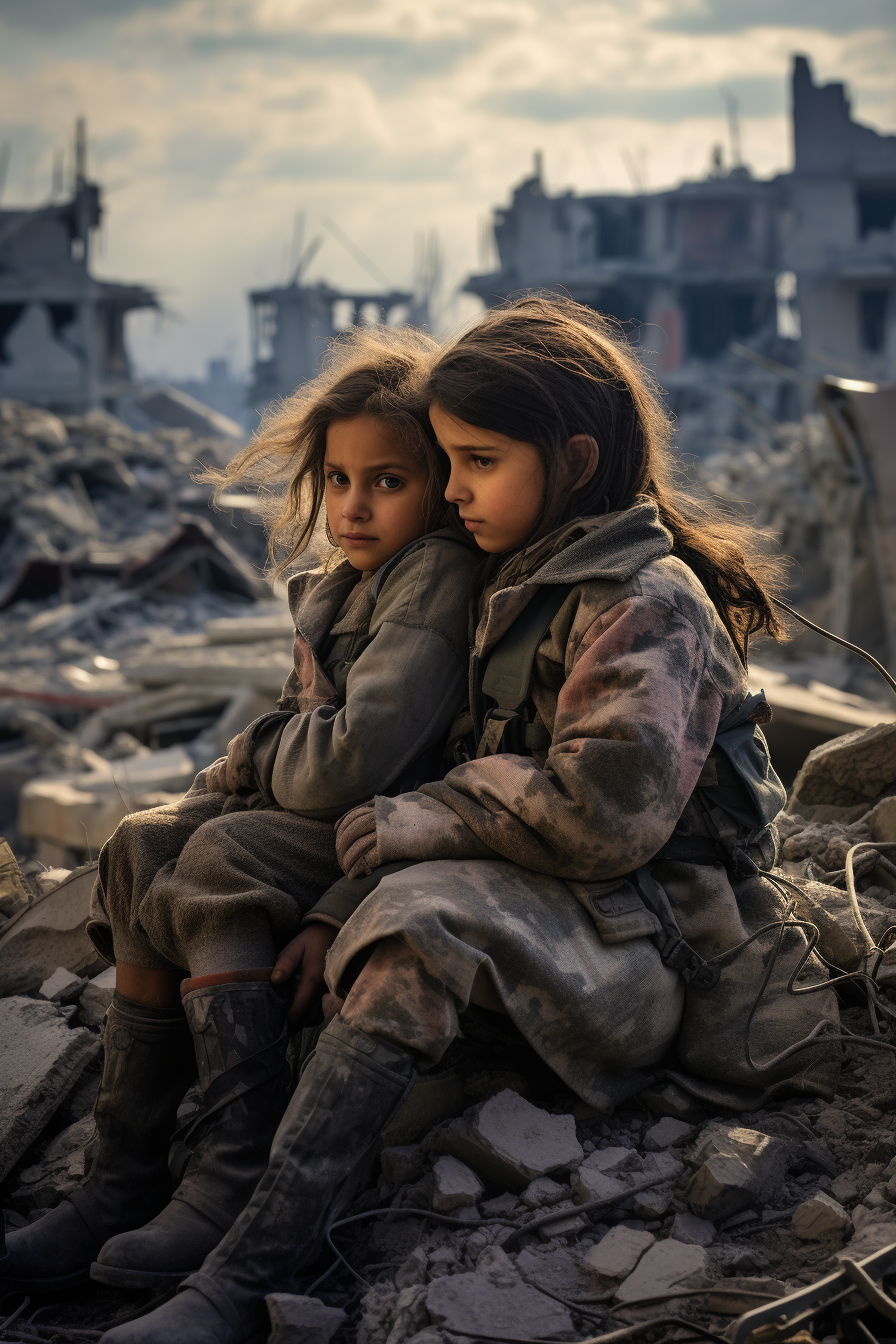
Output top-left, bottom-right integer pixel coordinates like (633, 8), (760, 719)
(373, 594), (725, 881)
(267, 621), (467, 820)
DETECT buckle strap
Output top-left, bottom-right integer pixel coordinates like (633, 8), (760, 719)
(172, 1036), (287, 1152)
(631, 865), (720, 992)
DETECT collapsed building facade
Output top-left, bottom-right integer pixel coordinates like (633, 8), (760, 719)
(465, 56), (896, 439)
(0, 120), (158, 415)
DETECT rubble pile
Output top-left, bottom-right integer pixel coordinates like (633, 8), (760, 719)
(2, 726), (896, 1342)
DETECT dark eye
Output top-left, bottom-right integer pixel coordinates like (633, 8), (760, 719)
(378, 475), (403, 490)
(472, 456), (493, 469)
(328, 471), (349, 486)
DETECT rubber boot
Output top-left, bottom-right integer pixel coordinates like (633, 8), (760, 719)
(0, 993), (195, 1292)
(93, 979), (290, 1290)
(99, 1016), (416, 1344)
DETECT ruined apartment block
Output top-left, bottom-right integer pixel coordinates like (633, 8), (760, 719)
(465, 56), (896, 435)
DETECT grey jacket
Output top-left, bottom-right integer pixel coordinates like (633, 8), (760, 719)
(247, 529), (480, 821)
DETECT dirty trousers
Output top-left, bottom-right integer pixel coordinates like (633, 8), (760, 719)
(90, 791), (343, 973)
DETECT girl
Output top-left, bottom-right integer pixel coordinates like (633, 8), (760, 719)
(103, 297), (838, 1344)
(2, 327), (480, 1295)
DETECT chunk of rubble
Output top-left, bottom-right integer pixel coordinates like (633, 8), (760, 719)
(686, 1127), (790, 1222)
(38, 966), (88, 1004)
(583, 1145), (640, 1174)
(442, 1089), (583, 1192)
(790, 723), (896, 817)
(644, 1117), (695, 1151)
(480, 1191), (521, 1217)
(584, 1227), (655, 1284)
(670, 1212), (715, 1246)
(265, 1293), (346, 1344)
(515, 1245), (594, 1299)
(640, 1082), (707, 1123)
(0, 995), (100, 1181)
(79, 965), (116, 1028)
(537, 1198), (588, 1240)
(791, 1191), (852, 1240)
(520, 1176), (569, 1209)
(570, 1166), (629, 1206)
(0, 864), (100, 995)
(431, 1156), (485, 1212)
(426, 1271), (574, 1339)
(614, 1238), (709, 1305)
(0, 839), (31, 929)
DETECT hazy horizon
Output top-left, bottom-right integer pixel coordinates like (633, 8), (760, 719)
(2, 0), (894, 384)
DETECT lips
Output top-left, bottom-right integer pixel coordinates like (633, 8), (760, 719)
(341, 532), (377, 542)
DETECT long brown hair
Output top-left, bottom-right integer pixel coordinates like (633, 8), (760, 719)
(426, 295), (786, 659)
(208, 325), (450, 575)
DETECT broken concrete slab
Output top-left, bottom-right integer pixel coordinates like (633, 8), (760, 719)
(442, 1089), (583, 1193)
(520, 1177), (569, 1210)
(581, 1145), (640, 1175)
(78, 964), (116, 1028)
(431, 1156), (485, 1212)
(480, 1192), (522, 1217)
(265, 1293), (346, 1344)
(614, 1239), (709, 1305)
(0, 864), (101, 995)
(426, 1271), (574, 1339)
(631, 1185), (673, 1220)
(0, 995), (100, 1181)
(38, 966), (88, 1004)
(791, 1191), (852, 1240)
(644, 1117), (695, 1151)
(570, 1166), (629, 1207)
(515, 1245), (594, 1299)
(537, 1198), (588, 1241)
(669, 1212), (716, 1246)
(790, 723), (896, 814)
(687, 1127), (790, 1222)
(584, 1227), (655, 1283)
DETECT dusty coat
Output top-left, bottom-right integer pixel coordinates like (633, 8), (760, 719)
(325, 501), (839, 1109)
(89, 528), (480, 970)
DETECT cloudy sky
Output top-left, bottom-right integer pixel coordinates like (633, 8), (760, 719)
(1, 0), (894, 381)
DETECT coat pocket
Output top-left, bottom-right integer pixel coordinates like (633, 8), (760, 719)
(566, 879), (662, 944)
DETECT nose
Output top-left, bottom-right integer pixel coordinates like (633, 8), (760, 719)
(445, 463), (469, 505)
(342, 486), (369, 521)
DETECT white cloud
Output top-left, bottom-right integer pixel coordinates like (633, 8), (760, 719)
(0, 0), (892, 378)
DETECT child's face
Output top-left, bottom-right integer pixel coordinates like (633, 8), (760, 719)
(430, 402), (545, 554)
(324, 413), (430, 572)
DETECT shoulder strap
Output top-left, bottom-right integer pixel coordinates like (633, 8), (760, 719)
(481, 584), (573, 713)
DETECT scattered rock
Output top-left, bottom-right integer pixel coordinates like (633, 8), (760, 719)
(78, 965), (116, 1028)
(480, 1191), (521, 1217)
(687, 1127), (790, 1222)
(515, 1245), (594, 1298)
(639, 1082), (707, 1123)
(0, 864), (99, 996)
(615, 1239), (709, 1305)
(644, 1117), (695, 1151)
(837, 1220), (896, 1261)
(426, 1271), (574, 1340)
(536, 1199), (588, 1240)
(38, 966), (88, 1004)
(0, 994), (100, 1181)
(791, 723), (896, 812)
(584, 1227), (655, 1283)
(570, 1166), (629, 1206)
(431, 1156), (485, 1212)
(791, 1192), (852, 1240)
(520, 1177), (569, 1210)
(670, 1212), (715, 1246)
(582, 1146), (640, 1175)
(631, 1186), (673, 1219)
(265, 1292), (349, 1344)
(442, 1089), (583, 1192)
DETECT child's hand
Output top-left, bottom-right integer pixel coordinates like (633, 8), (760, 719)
(272, 923), (339, 1028)
(336, 802), (379, 877)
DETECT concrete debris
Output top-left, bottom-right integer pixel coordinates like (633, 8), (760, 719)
(519, 1176), (570, 1209)
(9, 1113), (94, 1215)
(583, 1227), (655, 1283)
(536, 1198), (588, 1240)
(0, 863), (101, 995)
(38, 966), (88, 1004)
(790, 723), (896, 815)
(614, 1238), (710, 1305)
(669, 1212), (716, 1246)
(570, 1165), (629, 1205)
(0, 994), (99, 1181)
(133, 385), (244, 443)
(644, 1117), (695, 1150)
(380, 1145), (425, 1190)
(425, 1271), (574, 1339)
(78, 965), (116, 1028)
(687, 1127), (791, 1221)
(265, 1293), (347, 1344)
(0, 840), (31, 929)
(431, 1156), (486, 1212)
(515, 1245), (595, 1299)
(791, 1191), (853, 1240)
(442, 1088), (583, 1192)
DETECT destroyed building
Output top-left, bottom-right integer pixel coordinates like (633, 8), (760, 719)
(465, 55), (896, 443)
(0, 120), (158, 416)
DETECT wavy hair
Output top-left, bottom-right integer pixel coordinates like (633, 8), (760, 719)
(206, 325), (450, 575)
(426, 295), (786, 658)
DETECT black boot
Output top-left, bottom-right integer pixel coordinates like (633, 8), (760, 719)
(1, 993), (195, 1291)
(99, 1016), (416, 1344)
(93, 979), (290, 1290)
